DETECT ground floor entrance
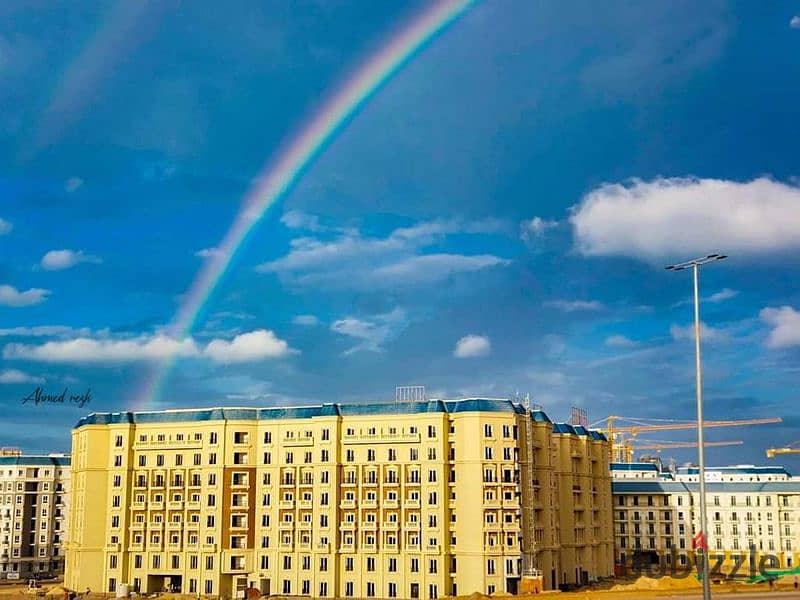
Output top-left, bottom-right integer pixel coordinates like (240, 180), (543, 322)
(146, 574), (182, 594)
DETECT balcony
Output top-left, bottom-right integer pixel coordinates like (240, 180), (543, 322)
(343, 431), (420, 444)
(131, 502), (146, 510)
(105, 543), (121, 552)
(384, 522), (399, 531)
(280, 479), (296, 488)
(279, 522), (295, 531)
(187, 500), (201, 510)
(298, 521), (313, 530)
(133, 438), (203, 450)
(384, 499), (399, 509)
(425, 544), (441, 553)
(362, 500), (378, 508)
(221, 551), (251, 573)
(150, 502), (165, 511)
(201, 543), (217, 552)
(279, 500), (294, 509)
(167, 521), (183, 530)
(405, 500), (421, 509)
(168, 501), (183, 510)
(361, 522), (378, 531)
(283, 435), (314, 447)
(405, 521), (421, 530)
(316, 542), (330, 552)
(340, 522), (356, 530)
(149, 521), (164, 529)
(340, 500), (356, 509)
(186, 522), (199, 530)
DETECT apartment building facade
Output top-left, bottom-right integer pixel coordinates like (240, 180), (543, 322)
(612, 462), (800, 573)
(66, 399), (613, 598)
(0, 452), (70, 580)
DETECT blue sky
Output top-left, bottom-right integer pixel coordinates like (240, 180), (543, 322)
(2, 1), (800, 465)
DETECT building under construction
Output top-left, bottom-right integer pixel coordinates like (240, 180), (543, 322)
(65, 396), (613, 596)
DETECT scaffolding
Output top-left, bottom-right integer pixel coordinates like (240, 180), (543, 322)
(520, 394), (541, 581)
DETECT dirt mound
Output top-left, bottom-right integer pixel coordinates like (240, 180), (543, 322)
(609, 575), (701, 592)
(44, 587), (69, 597)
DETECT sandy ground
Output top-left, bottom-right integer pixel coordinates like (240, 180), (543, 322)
(3, 577), (800, 599)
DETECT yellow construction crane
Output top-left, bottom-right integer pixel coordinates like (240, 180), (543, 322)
(623, 439), (743, 462)
(766, 441), (800, 458)
(592, 415), (783, 462)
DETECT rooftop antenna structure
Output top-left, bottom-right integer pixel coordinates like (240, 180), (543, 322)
(569, 406), (588, 428)
(520, 393), (542, 588)
(395, 385), (426, 403)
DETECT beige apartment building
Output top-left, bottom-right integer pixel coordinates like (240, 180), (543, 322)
(66, 399), (613, 597)
(612, 462), (800, 574)
(0, 450), (70, 580)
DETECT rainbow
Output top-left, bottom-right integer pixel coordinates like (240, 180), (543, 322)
(132, 0), (476, 409)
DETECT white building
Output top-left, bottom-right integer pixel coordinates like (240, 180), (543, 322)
(611, 462), (800, 573)
(0, 453), (71, 580)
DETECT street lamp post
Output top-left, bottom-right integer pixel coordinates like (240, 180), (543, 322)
(666, 254), (727, 600)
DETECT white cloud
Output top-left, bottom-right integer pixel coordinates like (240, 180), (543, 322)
(257, 218), (509, 290)
(760, 306), (800, 348)
(0, 285), (50, 307)
(3, 329), (294, 364)
(520, 217), (558, 241)
(292, 315), (320, 326)
(605, 335), (638, 348)
(281, 210), (322, 231)
(669, 322), (727, 343)
(0, 369), (44, 384)
(791, 16), (800, 29)
(707, 288), (739, 303)
(571, 177), (800, 261)
(195, 247), (221, 259)
(64, 177), (83, 192)
(4, 335), (200, 363)
(674, 287), (739, 307)
(40, 249), (101, 270)
(330, 308), (407, 354)
(0, 218), (11, 235)
(546, 299), (604, 312)
(454, 334), (491, 358)
(0, 325), (93, 338)
(204, 329), (295, 363)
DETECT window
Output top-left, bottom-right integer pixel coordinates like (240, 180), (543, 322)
(428, 425), (436, 438)
(209, 453), (217, 465)
(484, 424), (493, 438)
(429, 559), (438, 574)
(114, 455), (122, 467)
(205, 556), (214, 570)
